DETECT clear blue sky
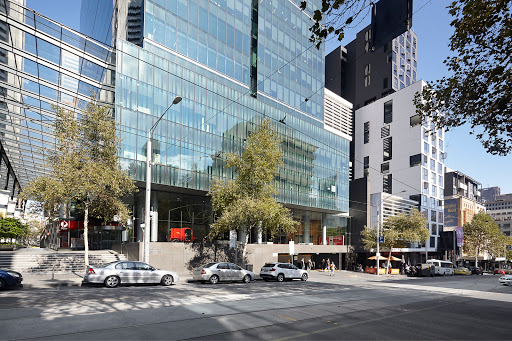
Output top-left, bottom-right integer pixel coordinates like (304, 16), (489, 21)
(28, 0), (512, 194)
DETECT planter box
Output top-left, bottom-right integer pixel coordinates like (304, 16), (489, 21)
(0, 245), (15, 251)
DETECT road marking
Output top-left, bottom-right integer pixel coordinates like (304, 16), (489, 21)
(278, 315), (297, 322)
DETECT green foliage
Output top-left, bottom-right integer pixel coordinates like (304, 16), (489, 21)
(0, 218), (29, 242)
(361, 209), (429, 251)
(414, 0), (512, 155)
(208, 119), (298, 240)
(463, 211), (505, 263)
(299, 0), (370, 48)
(22, 100), (136, 262)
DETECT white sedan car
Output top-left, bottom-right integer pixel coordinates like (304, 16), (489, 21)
(83, 261), (179, 288)
(499, 275), (512, 286)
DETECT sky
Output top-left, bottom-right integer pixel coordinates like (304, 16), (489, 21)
(26, 0), (512, 194)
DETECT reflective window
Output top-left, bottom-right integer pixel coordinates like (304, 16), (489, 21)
(36, 38), (61, 65)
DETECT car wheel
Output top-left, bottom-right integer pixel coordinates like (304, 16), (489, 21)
(104, 276), (120, 288)
(0, 278), (5, 291)
(277, 274), (285, 282)
(161, 275), (174, 286)
(209, 275), (219, 284)
(301, 273), (308, 281)
(243, 275), (251, 283)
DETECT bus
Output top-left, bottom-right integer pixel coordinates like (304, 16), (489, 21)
(426, 259), (454, 275)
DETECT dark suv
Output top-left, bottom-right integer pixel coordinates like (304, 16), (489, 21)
(469, 266), (484, 275)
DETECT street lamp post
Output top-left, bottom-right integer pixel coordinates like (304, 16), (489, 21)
(144, 96), (182, 263)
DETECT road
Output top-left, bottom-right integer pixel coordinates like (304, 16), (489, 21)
(1, 272), (511, 340)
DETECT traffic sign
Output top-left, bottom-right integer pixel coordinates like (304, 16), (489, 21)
(378, 236), (385, 243)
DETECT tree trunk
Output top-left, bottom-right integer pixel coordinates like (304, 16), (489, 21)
(84, 203), (89, 267)
(241, 231), (249, 267)
(475, 246), (478, 268)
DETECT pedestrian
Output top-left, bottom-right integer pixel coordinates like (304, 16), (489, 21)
(329, 262), (336, 276)
(321, 259), (325, 272)
(307, 259), (312, 273)
(301, 258), (305, 270)
(326, 258), (331, 272)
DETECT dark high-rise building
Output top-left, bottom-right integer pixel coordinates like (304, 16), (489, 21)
(482, 186), (501, 203)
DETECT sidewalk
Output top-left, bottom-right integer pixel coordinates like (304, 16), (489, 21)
(20, 272), (86, 289)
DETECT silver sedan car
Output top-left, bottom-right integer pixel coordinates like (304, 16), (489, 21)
(83, 261), (179, 288)
(193, 262), (255, 284)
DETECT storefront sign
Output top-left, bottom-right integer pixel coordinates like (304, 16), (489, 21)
(59, 220), (84, 232)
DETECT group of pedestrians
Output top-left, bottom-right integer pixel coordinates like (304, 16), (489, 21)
(300, 258), (337, 276)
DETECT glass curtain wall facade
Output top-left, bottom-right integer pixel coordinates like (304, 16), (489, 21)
(0, 0), (115, 188)
(116, 0), (350, 243)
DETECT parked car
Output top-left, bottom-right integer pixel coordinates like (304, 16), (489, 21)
(454, 267), (472, 275)
(192, 262), (255, 284)
(469, 266), (484, 275)
(83, 261), (179, 288)
(0, 269), (22, 290)
(260, 262), (308, 282)
(498, 275), (512, 286)
(494, 269), (506, 275)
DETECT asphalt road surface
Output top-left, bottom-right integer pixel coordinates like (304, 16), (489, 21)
(1, 272), (511, 340)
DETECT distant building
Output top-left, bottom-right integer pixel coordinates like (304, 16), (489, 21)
(441, 169), (485, 263)
(482, 186), (501, 203)
(485, 193), (512, 237)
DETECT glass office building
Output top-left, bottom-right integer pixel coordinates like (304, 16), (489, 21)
(0, 0), (115, 248)
(114, 0), (350, 244)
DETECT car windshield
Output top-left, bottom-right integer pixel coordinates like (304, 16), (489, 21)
(202, 263), (217, 269)
(263, 263), (276, 268)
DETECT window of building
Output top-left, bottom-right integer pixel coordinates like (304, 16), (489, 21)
(383, 174), (392, 194)
(381, 162), (389, 173)
(424, 142), (429, 154)
(430, 158), (435, 171)
(431, 172), (436, 184)
(410, 114), (421, 127)
(438, 211), (443, 222)
(423, 182), (429, 194)
(364, 64), (371, 87)
(364, 156), (369, 176)
(423, 168), (428, 181)
(432, 185), (437, 197)
(430, 236), (436, 248)
(365, 29), (371, 52)
(432, 223), (438, 235)
(384, 100), (392, 124)
(383, 137), (392, 161)
(381, 125), (390, 138)
(438, 162), (443, 173)
(421, 195), (427, 207)
(422, 154), (428, 166)
(364, 121), (370, 144)
(432, 147), (437, 160)
(439, 139), (443, 151)
(410, 153), (421, 167)
(438, 175), (443, 187)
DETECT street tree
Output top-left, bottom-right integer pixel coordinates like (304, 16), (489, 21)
(208, 119), (298, 263)
(301, 0), (511, 155)
(22, 100), (136, 265)
(463, 211), (504, 267)
(362, 208), (429, 270)
(0, 218), (29, 245)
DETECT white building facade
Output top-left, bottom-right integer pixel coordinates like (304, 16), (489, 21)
(354, 80), (445, 254)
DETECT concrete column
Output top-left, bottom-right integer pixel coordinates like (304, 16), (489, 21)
(322, 213), (327, 245)
(303, 211), (311, 244)
(136, 199), (144, 242)
(151, 194), (158, 242)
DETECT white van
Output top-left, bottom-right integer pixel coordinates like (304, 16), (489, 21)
(426, 259), (454, 275)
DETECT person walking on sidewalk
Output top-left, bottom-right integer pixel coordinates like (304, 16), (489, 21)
(321, 259), (325, 272)
(329, 262), (336, 276)
(326, 259), (331, 272)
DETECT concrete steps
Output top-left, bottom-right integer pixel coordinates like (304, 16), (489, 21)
(0, 250), (127, 273)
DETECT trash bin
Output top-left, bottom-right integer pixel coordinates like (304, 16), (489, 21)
(245, 264), (253, 272)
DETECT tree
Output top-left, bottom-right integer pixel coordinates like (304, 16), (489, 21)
(22, 100), (136, 265)
(463, 211), (504, 267)
(208, 119), (298, 263)
(299, 0), (511, 155)
(362, 209), (429, 271)
(0, 218), (29, 244)
(414, 0), (512, 155)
